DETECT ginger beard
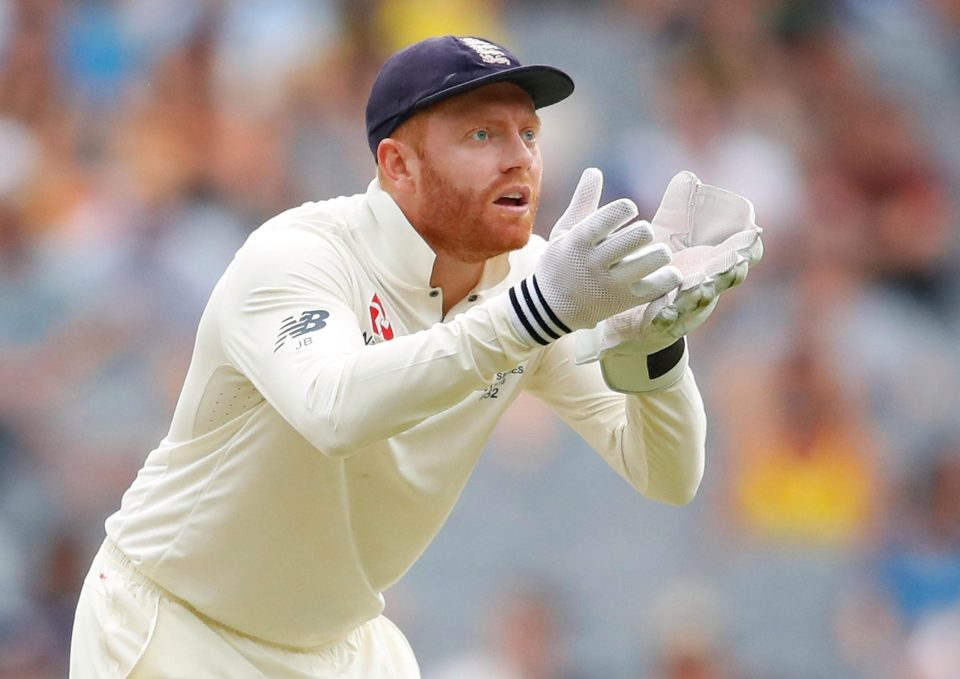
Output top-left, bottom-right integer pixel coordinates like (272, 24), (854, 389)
(414, 152), (540, 264)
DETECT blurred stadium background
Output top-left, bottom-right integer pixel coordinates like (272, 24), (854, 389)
(2, 0), (960, 677)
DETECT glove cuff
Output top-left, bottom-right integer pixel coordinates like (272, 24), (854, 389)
(599, 337), (688, 393)
(506, 275), (573, 347)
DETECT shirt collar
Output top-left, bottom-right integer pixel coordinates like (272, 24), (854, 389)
(363, 178), (437, 290)
(361, 177), (514, 293)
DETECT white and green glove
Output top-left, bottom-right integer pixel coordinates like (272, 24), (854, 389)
(575, 170), (764, 392)
(507, 168), (682, 347)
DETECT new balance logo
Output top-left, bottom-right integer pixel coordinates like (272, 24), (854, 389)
(275, 310), (329, 352)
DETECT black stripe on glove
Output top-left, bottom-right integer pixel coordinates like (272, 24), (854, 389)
(508, 276), (572, 346)
(647, 337), (686, 379)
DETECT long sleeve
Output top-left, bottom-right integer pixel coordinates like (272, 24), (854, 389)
(525, 333), (706, 505)
(216, 225), (535, 458)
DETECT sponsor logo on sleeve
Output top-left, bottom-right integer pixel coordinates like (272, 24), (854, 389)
(480, 365), (525, 400)
(275, 310), (329, 352)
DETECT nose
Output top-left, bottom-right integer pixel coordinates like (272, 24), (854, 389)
(500, 132), (535, 173)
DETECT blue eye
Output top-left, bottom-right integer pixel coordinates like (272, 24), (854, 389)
(472, 129), (489, 141)
(522, 129), (537, 142)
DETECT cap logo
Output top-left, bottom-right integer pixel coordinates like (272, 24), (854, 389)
(458, 37), (511, 65)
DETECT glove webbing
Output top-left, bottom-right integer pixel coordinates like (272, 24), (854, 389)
(508, 276), (572, 346)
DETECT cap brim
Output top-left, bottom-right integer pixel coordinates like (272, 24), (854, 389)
(413, 64), (574, 115)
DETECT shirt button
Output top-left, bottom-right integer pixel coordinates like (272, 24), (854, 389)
(468, 294), (479, 302)
(429, 290), (439, 298)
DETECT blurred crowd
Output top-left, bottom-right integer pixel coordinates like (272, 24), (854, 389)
(1, 0), (959, 677)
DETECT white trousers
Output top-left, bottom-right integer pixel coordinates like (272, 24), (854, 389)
(69, 541), (420, 678)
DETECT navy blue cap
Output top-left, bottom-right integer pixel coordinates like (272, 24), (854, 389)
(365, 35), (575, 157)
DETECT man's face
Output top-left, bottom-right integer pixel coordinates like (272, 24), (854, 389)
(402, 83), (543, 263)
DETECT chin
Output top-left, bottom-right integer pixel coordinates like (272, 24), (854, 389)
(492, 206), (536, 237)
(456, 225), (531, 263)
(489, 217), (534, 251)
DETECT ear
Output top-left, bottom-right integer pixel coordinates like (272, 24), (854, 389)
(377, 138), (419, 194)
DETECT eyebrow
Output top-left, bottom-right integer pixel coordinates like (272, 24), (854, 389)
(458, 109), (542, 130)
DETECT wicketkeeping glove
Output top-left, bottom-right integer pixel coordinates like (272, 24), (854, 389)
(575, 170), (763, 392)
(506, 168), (682, 347)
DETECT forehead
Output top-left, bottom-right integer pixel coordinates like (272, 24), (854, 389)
(424, 82), (538, 124)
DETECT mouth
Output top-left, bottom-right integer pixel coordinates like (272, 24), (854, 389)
(492, 186), (532, 210)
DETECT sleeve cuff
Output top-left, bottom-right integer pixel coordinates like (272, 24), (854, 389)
(486, 293), (547, 362)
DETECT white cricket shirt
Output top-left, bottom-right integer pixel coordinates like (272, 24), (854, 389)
(105, 179), (707, 649)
